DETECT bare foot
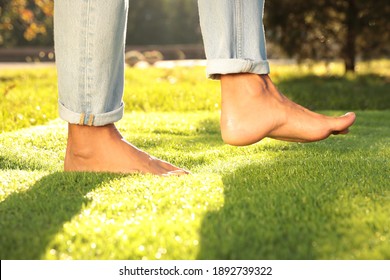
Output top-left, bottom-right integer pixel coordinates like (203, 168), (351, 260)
(64, 123), (188, 175)
(220, 74), (356, 146)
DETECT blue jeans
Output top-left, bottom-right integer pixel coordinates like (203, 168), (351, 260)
(54, 0), (269, 126)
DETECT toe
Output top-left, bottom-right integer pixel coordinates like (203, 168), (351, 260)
(329, 112), (356, 132)
(160, 160), (189, 173)
(163, 170), (190, 176)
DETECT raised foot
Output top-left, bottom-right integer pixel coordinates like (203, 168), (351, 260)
(64, 123), (188, 176)
(220, 74), (356, 146)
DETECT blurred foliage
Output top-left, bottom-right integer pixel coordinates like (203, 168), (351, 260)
(265, 0), (390, 72)
(0, 0), (201, 47)
(0, 0), (389, 71)
(0, 0), (54, 46)
(126, 0), (202, 45)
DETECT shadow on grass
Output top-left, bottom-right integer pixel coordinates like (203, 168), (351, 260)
(197, 161), (323, 259)
(196, 146), (389, 259)
(0, 172), (122, 259)
(130, 134), (223, 151)
(276, 74), (390, 111)
(129, 115), (223, 151)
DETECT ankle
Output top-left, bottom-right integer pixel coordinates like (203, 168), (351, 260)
(66, 142), (93, 159)
(66, 123), (119, 158)
(221, 73), (271, 95)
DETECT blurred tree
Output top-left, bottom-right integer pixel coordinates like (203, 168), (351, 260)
(0, 0), (201, 47)
(265, 0), (390, 72)
(1, 0), (388, 70)
(126, 0), (170, 45)
(164, 0), (202, 44)
(126, 0), (201, 45)
(0, 0), (53, 47)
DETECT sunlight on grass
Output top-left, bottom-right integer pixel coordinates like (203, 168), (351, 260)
(44, 174), (224, 260)
(1, 62), (389, 259)
(0, 120), (66, 171)
(1, 110), (389, 259)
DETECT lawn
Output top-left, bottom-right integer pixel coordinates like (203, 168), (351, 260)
(0, 60), (389, 260)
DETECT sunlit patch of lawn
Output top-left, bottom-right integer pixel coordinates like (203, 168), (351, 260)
(0, 61), (389, 259)
(1, 110), (389, 259)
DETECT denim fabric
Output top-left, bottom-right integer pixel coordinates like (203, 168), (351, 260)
(54, 0), (128, 126)
(54, 0), (269, 126)
(198, 0), (269, 79)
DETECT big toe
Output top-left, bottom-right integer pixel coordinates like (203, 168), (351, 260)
(330, 112), (356, 133)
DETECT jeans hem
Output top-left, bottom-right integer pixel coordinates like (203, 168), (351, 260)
(206, 59), (270, 79)
(58, 100), (124, 126)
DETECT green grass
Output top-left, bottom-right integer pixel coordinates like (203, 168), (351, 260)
(0, 60), (389, 260)
(1, 59), (389, 132)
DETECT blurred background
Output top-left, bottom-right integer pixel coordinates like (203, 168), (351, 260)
(0, 0), (389, 72)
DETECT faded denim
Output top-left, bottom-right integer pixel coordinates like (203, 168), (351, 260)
(54, 0), (128, 126)
(198, 0), (270, 79)
(54, 0), (269, 126)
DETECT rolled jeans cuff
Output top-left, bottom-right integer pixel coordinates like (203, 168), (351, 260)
(206, 59), (270, 80)
(58, 100), (124, 126)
